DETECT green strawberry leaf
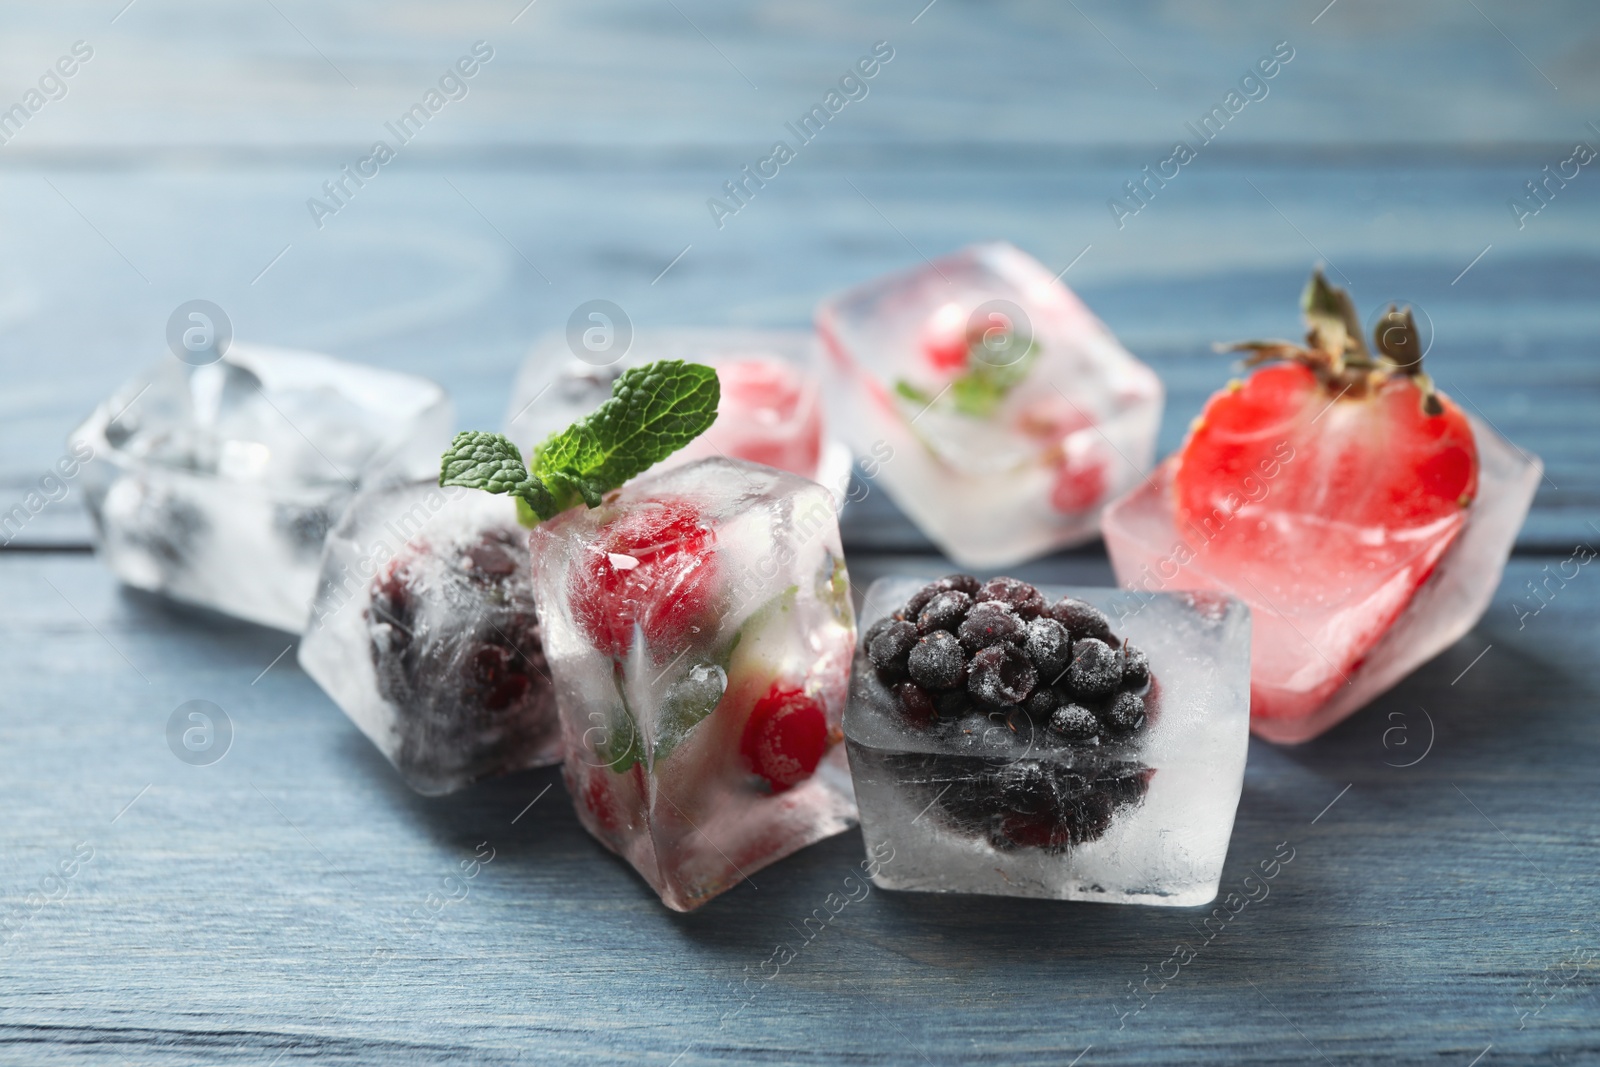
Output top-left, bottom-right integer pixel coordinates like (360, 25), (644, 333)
(439, 431), (557, 518)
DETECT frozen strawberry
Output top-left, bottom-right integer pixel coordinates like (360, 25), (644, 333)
(739, 684), (829, 793)
(1171, 271), (1479, 721)
(699, 358), (823, 478)
(921, 302), (972, 372)
(568, 499), (719, 660)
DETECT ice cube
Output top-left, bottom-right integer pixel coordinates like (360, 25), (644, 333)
(815, 242), (1163, 568)
(501, 329), (852, 491)
(298, 480), (560, 795)
(529, 457), (858, 911)
(1102, 415), (1541, 743)
(845, 576), (1250, 906)
(69, 344), (451, 631)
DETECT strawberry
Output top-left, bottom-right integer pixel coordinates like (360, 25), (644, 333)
(739, 684), (829, 793)
(568, 499), (719, 660)
(695, 358), (823, 478)
(921, 302), (972, 372)
(1171, 270), (1479, 719)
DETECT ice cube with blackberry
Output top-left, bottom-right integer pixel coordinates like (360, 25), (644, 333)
(298, 481), (560, 795)
(845, 575), (1250, 905)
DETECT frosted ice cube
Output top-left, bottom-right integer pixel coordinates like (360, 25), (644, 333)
(298, 481), (560, 795)
(845, 576), (1250, 906)
(1102, 415), (1541, 743)
(815, 242), (1163, 568)
(501, 329), (852, 491)
(69, 344), (451, 631)
(529, 457), (858, 911)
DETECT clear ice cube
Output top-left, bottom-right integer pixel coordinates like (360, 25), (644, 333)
(815, 242), (1163, 568)
(1102, 415), (1541, 743)
(69, 344), (452, 631)
(502, 329), (852, 490)
(845, 577), (1250, 906)
(298, 480), (560, 795)
(529, 457), (858, 911)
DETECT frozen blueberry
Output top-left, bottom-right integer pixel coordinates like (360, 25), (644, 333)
(1102, 690), (1146, 735)
(867, 619), (919, 681)
(1048, 703), (1100, 742)
(957, 600), (1025, 652)
(967, 644), (1037, 707)
(1024, 684), (1059, 719)
(893, 680), (937, 725)
(907, 630), (967, 691)
(1049, 597), (1114, 643)
(1068, 638), (1121, 700)
(1022, 616), (1073, 683)
(975, 577), (1047, 620)
(1122, 642), (1150, 691)
(917, 590), (973, 635)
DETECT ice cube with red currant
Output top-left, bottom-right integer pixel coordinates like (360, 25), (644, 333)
(815, 242), (1163, 568)
(502, 329), (851, 489)
(844, 575), (1250, 906)
(298, 481), (561, 795)
(1102, 272), (1542, 743)
(529, 457), (858, 911)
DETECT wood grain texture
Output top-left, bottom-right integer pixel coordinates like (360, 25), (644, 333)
(0, 554), (1596, 1065)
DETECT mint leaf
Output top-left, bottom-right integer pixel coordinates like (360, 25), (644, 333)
(531, 360), (719, 513)
(439, 431), (556, 518)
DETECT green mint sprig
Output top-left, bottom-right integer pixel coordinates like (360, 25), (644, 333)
(439, 359), (720, 523)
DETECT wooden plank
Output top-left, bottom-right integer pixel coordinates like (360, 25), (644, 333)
(1, 553), (1596, 1063)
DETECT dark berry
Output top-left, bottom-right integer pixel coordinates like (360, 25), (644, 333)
(1068, 638), (1121, 700)
(867, 619), (918, 681)
(967, 644), (1037, 707)
(1022, 616), (1073, 684)
(976, 577), (1047, 620)
(997, 760), (1052, 814)
(948, 711), (1003, 753)
(1122, 642), (1150, 691)
(907, 630), (967, 691)
(1050, 597), (1114, 643)
(903, 583), (944, 619)
(957, 600), (1025, 652)
(863, 616), (895, 651)
(933, 688), (972, 720)
(917, 590), (973, 634)
(1024, 684), (1059, 719)
(1102, 690), (1146, 735)
(893, 681), (937, 725)
(935, 573), (982, 596)
(1048, 703), (1100, 742)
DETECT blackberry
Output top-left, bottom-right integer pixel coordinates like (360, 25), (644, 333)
(917, 590), (973, 634)
(1048, 703), (1100, 742)
(1050, 597), (1114, 643)
(957, 600), (1025, 652)
(975, 577), (1047, 620)
(907, 630), (967, 691)
(1102, 690), (1146, 735)
(867, 619), (919, 682)
(1022, 616), (1073, 684)
(1068, 637), (1121, 700)
(893, 680), (937, 725)
(1122, 642), (1151, 691)
(967, 644), (1037, 707)
(1024, 684), (1059, 719)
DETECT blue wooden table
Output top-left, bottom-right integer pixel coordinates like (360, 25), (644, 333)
(3, 2), (1598, 1063)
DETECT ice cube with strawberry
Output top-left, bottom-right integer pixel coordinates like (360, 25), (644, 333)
(816, 242), (1163, 568)
(1103, 270), (1542, 742)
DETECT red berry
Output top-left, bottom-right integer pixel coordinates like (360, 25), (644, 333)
(739, 684), (829, 793)
(569, 500), (718, 659)
(1049, 456), (1106, 515)
(921, 302), (971, 372)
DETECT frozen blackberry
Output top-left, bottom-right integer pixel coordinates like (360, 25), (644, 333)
(867, 619), (919, 681)
(967, 644), (1037, 707)
(1122, 642), (1151, 691)
(1024, 684), (1059, 719)
(917, 590), (973, 635)
(957, 600), (1025, 652)
(1049, 597), (1114, 643)
(1102, 690), (1146, 735)
(1022, 616), (1073, 683)
(893, 681), (937, 725)
(1068, 637), (1121, 700)
(976, 577), (1047, 620)
(907, 630), (967, 691)
(1048, 703), (1100, 742)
